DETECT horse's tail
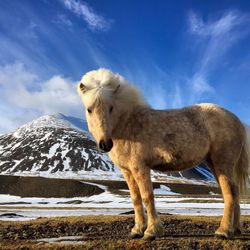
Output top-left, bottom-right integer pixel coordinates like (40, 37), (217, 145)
(235, 124), (250, 194)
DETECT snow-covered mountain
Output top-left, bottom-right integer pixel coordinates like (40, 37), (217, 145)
(0, 114), (117, 179)
(0, 114), (214, 182)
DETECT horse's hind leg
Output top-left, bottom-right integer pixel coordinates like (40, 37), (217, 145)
(130, 167), (164, 240)
(121, 169), (146, 238)
(210, 162), (236, 239)
(216, 172), (235, 238)
(232, 184), (241, 235)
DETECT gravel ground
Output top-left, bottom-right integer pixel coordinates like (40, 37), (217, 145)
(0, 215), (250, 249)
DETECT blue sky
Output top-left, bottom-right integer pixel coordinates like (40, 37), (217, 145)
(0, 0), (250, 133)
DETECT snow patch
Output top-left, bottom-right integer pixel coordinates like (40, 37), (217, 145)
(37, 236), (86, 243)
(154, 185), (180, 195)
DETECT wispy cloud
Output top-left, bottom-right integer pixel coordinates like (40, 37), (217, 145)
(169, 83), (183, 108)
(0, 62), (83, 133)
(61, 0), (112, 31)
(188, 11), (243, 37)
(54, 14), (73, 29)
(185, 10), (250, 103)
(0, 63), (37, 87)
(188, 10), (249, 71)
(187, 74), (214, 103)
(0, 2), (106, 78)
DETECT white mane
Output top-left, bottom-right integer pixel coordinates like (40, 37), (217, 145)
(77, 68), (148, 108)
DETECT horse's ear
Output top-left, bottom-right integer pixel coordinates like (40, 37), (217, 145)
(78, 82), (88, 94)
(113, 84), (120, 94)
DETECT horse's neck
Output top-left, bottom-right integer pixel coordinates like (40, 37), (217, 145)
(112, 111), (130, 138)
(112, 105), (150, 139)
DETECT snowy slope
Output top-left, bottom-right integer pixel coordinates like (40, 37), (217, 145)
(0, 114), (119, 179)
(55, 113), (89, 132)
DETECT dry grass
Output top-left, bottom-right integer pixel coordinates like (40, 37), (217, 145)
(0, 215), (250, 250)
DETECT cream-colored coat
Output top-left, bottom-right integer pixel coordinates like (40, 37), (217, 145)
(78, 68), (250, 240)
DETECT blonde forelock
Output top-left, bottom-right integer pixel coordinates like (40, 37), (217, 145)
(78, 68), (148, 109)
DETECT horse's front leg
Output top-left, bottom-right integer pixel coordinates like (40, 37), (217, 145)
(121, 169), (146, 238)
(130, 167), (164, 240)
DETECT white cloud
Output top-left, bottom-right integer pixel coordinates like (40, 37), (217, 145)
(170, 84), (183, 108)
(188, 74), (214, 103)
(191, 74), (213, 95)
(185, 10), (250, 104)
(0, 62), (37, 87)
(188, 11), (245, 38)
(54, 14), (73, 28)
(62, 0), (112, 31)
(188, 12), (207, 36)
(188, 10), (249, 71)
(0, 62), (83, 133)
(9, 75), (81, 116)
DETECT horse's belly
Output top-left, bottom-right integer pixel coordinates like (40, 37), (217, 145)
(150, 159), (200, 172)
(150, 136), (210, 172)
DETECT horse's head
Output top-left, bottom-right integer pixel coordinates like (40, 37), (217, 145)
(78, 68), (147, 152)
(77, 69), (122, 152)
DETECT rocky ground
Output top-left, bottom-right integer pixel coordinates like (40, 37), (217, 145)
(0, 215), (250, 249)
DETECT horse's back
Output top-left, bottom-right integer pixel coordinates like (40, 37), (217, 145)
(196, 103), (244, 140)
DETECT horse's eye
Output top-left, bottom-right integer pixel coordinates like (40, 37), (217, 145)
(109, 106), (113, 113)
(87, 108), (92, 114)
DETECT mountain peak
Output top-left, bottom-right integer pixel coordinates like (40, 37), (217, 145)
(12, 114), (70, 138)
(12, 114), (88, 138)
(53, 113), (89, 132)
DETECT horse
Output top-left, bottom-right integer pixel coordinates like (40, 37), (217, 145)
(77, 68), (250, 240)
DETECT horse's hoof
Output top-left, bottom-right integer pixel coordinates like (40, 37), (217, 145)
(130, 232), (143, 239)
(215, 230), (233, 240)
(234, 228), (242, 235)
(142, 234), (156, 241)
(215, 233), (228, 240)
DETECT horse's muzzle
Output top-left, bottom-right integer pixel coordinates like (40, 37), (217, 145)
(99, 139), (113, 152)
